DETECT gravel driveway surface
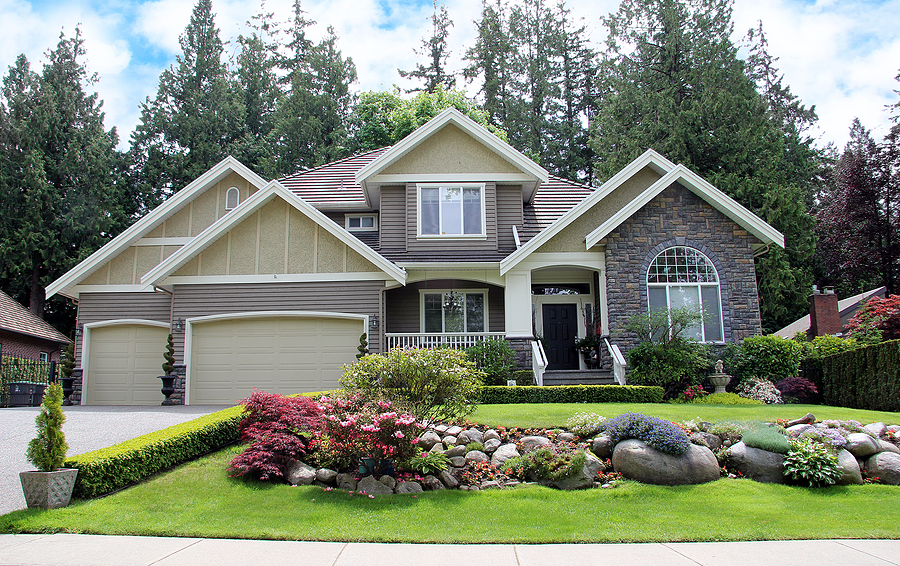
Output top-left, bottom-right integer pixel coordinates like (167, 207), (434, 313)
(1, 405), (226, 516)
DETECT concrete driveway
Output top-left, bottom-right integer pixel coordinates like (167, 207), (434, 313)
(1, 405), (227, 516)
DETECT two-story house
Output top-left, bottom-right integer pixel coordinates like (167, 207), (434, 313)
(47, 108), (783, 405)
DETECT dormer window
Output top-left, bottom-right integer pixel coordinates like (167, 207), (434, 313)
(417, 184), (485, 238)
(346, 214), (378, 231)
(225, 187), (240, 211)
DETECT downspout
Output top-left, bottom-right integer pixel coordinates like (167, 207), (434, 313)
(153, 286), (175, 332)
(753, 244), (771, 259)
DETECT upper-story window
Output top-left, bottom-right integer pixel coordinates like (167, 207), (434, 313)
(646, 246), (723, 342)
(225, 187), (240, 211)
(345, 214), (378, 231)
(417, 184), (485, 238)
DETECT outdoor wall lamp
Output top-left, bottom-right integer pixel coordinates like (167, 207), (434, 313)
(369, 315), (379, 330)
(172, 318), (185, 333)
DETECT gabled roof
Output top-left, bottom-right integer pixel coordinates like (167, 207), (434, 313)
(500, 149), (785, 275)
(355, 108), (550, 204)
(46, 156), (268, 300)
(279, 148), (387, 209)
(0, 290), (70, 344)
(772, 287), (887, 338)
(140, 181), (406, 287)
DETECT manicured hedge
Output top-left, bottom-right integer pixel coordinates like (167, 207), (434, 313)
(479, 384), (664, 404)
(821, 339), (900, 412)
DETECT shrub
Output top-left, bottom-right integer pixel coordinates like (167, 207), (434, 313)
(797, 427), (848, 451)
(466, 338), (516, 385)
(774, 376), (818, 403)
(845, 294), (900, 344)
(566, 412), (607, 438)
(729, 335), (802, 382)
(26, 383), (68, 471)
(741, 425), (790, 454)
(500, 445), (587, 483)
(401, 452), (450, 475)
(736, 378), (783, 404)
(678, 385), (707, 403)
(465, 441), (485, 453)
(479, 384), (664, 404)
(228, 390), (323, 480)
(512, 370), (535, 386)
(341, 348), (483, 422)
(783, 437), (842, 487)
(820, 339), (900, 412)
(601, 413), (690, 455)
(458, 460), (504, 486)
(692, 392), (763, 405)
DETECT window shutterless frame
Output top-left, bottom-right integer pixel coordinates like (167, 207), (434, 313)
(345, 213), (378, 231)
(419, 289), (488, 333)
(416, 183), (487, 239)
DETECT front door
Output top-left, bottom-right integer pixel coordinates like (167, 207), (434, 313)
(542, 303), (578, 370)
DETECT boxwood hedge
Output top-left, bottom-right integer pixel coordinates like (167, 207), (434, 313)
(479, 384), (663, 404)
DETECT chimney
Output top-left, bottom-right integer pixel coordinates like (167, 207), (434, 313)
(808, 286), (840, 338)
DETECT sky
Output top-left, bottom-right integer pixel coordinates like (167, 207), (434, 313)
(1, 0), (898, 153)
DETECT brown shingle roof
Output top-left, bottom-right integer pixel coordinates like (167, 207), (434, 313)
(278, 148), (388, 207)
(0, 290), (70, 344)
(521, 175), (595, 243)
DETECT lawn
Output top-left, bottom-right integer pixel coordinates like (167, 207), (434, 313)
(3, 403), (899, 543)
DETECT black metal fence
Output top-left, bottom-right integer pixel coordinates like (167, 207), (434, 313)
(0, 353), (59, 407)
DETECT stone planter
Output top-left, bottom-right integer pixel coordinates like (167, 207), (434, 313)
(709, 375), (731, 394)
(20, 468), (78, 509)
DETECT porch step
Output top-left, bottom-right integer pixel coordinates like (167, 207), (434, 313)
(541, 370), (616, 386)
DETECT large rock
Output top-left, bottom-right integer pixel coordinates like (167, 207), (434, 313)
(438, 470), (459, 489)
(395, 481), (423, 494)
(285, 460), (316, 486)
(613, 439), (720, 486)
(865, 422), (887, 438)
(445, 425), (463, 437)
(457, 429), (484, 445)
(491, 444), (520, 466)
(877, 440), (900, 455)
(519, 435), (552, 453)
(726, 442), (785, 484)
(379, 475), (397, 490)
(483, 438), (501, 454)
(786, 413), (816, 427)
(865, 452), (900, 485)
(449, 456), (467, 468)
(556, 432), (577, 443)
(357, 475), (393, 495)
(483, 429), (501, 442)
(423, 475), (445, 490)
(691, 432), (722, 452)
(465, 450), (489, 464)
(591, 434), (614, 459)
(836, 449), (863, 485)
(418, 430), (442, 451)
(846, 433), (881, 458)
(445, 445), (467, 457)
(336, 473), (357, 491)
(316, 468), (337, 484)
(551, 451), (605, 490)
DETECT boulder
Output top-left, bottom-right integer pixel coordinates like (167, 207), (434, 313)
(465, 450), (489, 464)
(442, 435), (458, 446)
(726, 442), (785, 484)
(846, 433), (881, 458)
(446, 425), (463, 436)
(613, 439), (720, 486)
(557, 432), (577, 443)
(418, 430), (442, 451)
(445, 445), (467, 458)
(449, 456), (467, 468)
(395, 481), (423, 494)
(785, 424), (812, 435)
(865, 452), (900, 485)
(865, 422), (887, 438)
(423, 475), (445, 490)
(491, 444), (521, 467)
(786, 413), (816, 427)
(481, 480), (501, 490)
(519, 435), (552, 453)
(438, 470), (460, 489)
(357, 475), (393, 495)
(285, 460), (316, 486)
(836, 449), (863, 485)
(429, 443), (445, 454)
(877, 440), (900, 455)
(551, 451), (605, 490)
(691, 432), (722, 452)
(315, 468), (337, 485)
(483, 429), (501, 442)
(591, 434), (614, 459)
(483, 438), (501, 454)
(336, 473), (357, 491)
(379, 475), (397, 490)
(887, 425), (900, 434)
(434, 424), (449, 434)
(458, 429), (484, 444)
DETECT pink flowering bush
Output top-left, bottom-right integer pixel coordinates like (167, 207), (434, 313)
(314, 393), (423, 476)
(679, 385), (707, 402)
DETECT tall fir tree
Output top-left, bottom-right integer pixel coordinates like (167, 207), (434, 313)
(0, 30), (128, 330)
(463, 0), (514, 127)
(398, 1), (456, 93)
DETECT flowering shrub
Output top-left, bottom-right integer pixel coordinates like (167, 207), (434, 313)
(797, 427), (848, 451)
(566, 412), (607, 438)
(458, 460), (506, 486)
(736, 378), (783, 404)
(229, 390), (323, 480)
(783, 437), (842, 487)
(340, 348), (483, 422)
(466, 338), (516, 385)
(316, 394), (422, 477)
(845, 294), (900, 344)
(680, 385), (707, 402)
(601, 413), (691, 456)
(500, 443), (587, 482)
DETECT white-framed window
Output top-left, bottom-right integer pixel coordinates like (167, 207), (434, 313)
(225, 187), (240, 210)
(417, 184), (486, 238)
(421, 290), (487, 333)
(646, 246), (724, 342)
(39, 351), (50, 362)
(345, 214), (378, 231)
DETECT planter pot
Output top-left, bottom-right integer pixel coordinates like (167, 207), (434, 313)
(20, 468), (78, 509)
(158, 375), (177, 405)
(709, 375), (731, 394)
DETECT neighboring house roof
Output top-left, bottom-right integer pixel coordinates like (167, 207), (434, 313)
(0, 290), (70, 344)
(772, 287), (887, 338)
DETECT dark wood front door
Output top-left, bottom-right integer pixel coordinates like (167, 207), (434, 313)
(542, 303), (579, 370)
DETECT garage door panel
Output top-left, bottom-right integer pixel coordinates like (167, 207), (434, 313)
(189, 316), (362, 404)
(87, 324), (169, 406)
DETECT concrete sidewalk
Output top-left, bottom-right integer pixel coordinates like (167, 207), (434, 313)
(0, 535), (898, 566)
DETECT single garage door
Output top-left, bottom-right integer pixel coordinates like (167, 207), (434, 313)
(86, 324), (170, 405)
(189, 316), (363, 404)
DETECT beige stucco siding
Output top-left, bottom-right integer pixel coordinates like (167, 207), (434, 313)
(383, 124), (521, 175)
(536, 166), (662, 253)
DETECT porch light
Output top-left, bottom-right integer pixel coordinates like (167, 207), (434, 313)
(172, 318), (185, 333)
(370, 316), (379, 330)
(75, 324), (83, 337)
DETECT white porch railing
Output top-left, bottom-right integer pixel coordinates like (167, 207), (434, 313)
(531, 339), (547, 386)
(385, 332), (507, 350)
(603, 337), (627, 385)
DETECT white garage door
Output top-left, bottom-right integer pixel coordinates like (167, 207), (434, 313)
(189, 316), (363, 405)
(86, 324), (170, 405)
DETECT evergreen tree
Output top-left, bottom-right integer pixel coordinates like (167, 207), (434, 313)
(0, 30), (129, 330)
(463, 0), (514, 127)
(398, 1), (456, 93)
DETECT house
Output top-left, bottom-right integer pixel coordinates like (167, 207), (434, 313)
(0, 290), (70, 362)
(47, 108), (784, 405)
(772, 286), (886, 339)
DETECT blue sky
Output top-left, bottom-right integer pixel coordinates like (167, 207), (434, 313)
(1, 0), (899, 151)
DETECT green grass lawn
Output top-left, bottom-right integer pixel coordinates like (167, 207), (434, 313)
(3, 403), (899, 543)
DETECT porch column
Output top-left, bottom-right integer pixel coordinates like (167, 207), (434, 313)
(504, 269), (533, 338)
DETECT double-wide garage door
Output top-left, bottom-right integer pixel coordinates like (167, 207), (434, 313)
(86, 324), (170, 405)
(189, 316), (363, 405)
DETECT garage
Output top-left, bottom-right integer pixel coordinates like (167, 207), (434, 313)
(187, 314), (365, 405)
(84, 322), (171, 405)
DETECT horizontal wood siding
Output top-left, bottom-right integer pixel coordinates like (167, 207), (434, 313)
(379, 185), (406, 251)
(74, 292), (173, 365)
(171, 281), (384, 361)
(406, 182), (499, 252)
(496, 185), (523, 252)
(385, 280), (505, 334)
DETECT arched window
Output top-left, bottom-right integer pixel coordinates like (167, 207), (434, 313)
(646, 246), (723, 342)
(225, 187), (240, 210)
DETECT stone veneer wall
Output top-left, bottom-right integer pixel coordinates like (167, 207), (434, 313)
(603, 182), (763, 355)
(505, 337), (534, 372)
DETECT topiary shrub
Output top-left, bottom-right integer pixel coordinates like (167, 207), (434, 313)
(741, 425), (790, 454)
(26, 383), (68, 471)
(466, 338), (516, 385)
(782, 437), (842, 487)
(691, 392), (763, 405)
(512, 370), (535, 386)
(341, 348), (484, 422)
(601, 412), (690, 456)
